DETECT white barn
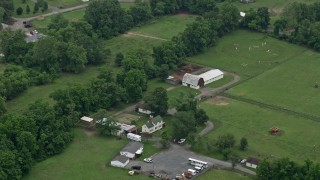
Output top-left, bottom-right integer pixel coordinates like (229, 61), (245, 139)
(199, 69), (224, 85)
(182, 73), (204, 89)
(120, 142), (143, 159)
(110, 155), (129, 168)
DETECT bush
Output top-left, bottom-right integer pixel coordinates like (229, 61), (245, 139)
(16, 7), (24, 15)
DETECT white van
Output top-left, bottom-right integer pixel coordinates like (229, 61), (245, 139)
(188, 169), (197, 176)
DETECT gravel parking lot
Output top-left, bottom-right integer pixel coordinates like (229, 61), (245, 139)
(126, 144), (215, 178)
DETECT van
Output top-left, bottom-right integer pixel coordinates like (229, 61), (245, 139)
(188, 169), (197, 176)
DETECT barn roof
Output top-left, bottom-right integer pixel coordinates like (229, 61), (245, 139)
(182, 73), (202, 86)
(112, 155), (129, 164)
(199, 69), (223, 82)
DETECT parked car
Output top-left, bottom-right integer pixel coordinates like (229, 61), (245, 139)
(240, 159), (247, 164)
(144, 157), (153, 163)
(177, 138), (186, 144)
(131, 165), (141, 170)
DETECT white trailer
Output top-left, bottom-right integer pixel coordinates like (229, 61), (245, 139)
(188, 158), (208, 168)
(127, 133), (141, 142)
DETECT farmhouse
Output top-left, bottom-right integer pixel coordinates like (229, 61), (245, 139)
(246, 157), (260, 169)
(142, 115), (164, 134)
(182, 73), (205, 89)
(182, 69), (224, 89)
(120, 141), (143, 159)
(110, 155), (129, 168)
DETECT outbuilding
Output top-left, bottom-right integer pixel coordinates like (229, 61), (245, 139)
(246, 157), (260, 169)
(120, 142), (143, 159)
(199, 69), (224, 85)
(110, 155), (129, 168)
(182, 73), (204, 89)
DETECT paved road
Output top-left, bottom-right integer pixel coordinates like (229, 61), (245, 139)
(127, 144), (256, 178)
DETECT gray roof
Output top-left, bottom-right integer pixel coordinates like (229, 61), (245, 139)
(145, 122), (153, 128)
(121, 142), (143, 154)
(152, 115), (163, 124)
(112, 155), (129, 164)
(182, 73), (202, 86)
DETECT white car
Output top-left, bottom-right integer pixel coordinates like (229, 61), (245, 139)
(177, 138), (186, 144)
(144, 157), (153, 163)
(240, 159), (247, 164)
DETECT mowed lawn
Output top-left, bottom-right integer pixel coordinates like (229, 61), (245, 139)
(229, 50), (320, 117)
(13, 0), (51, 18)
(23, 129), (151, 180)
(198, 169), (253, 180)
(32, 8), (86, 29)
(130, 14), (197, 40)
(199, 98), (320, 162)
(188, 30), (307, 80)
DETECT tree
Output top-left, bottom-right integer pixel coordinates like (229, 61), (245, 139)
(257, 7), (270, 30)
(84, 0), (132, 38)
(96, 118), (120, 136)
(153, 41), (185, 69)
(22, 0), (26, 3)
(61, 42), (87, 73)
(43, 2), (48, 11)
(16, 7), (23, 15)
(273, 19), (287, 35)
(48, 14), (69, 31)
(215, 133), (235, 152)
(33, 3), (39, 14)
(240, 137), (248, 151)
(0, 0), (14, 19)
(172, 111), (196, 139)
(222, 148), (232, 160)
(158, 64), (169, 81)
(123, 69), (147, 102)
(26, 5), (30, 14)
(129, 0), (153, 25)
(115, 52), (124, 67)
(219, 3), (239, 34)
(144, 87), (168, 116)
(190, 0), (218, 15)
(194, 109), (209, 125)
(160, 131), (170, 149)
(0, 97), (6, 116)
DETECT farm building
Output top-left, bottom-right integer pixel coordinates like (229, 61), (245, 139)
(80, 116), (95, 129)
(110, 155), (129, 168)
(246, 157), (260, 169)
(240, 0), (255, 3)
(182, 73), (205, 89)
(120, 142), (143, 159)
(166, 76), (181, 85)
(136, 104), (153, 115)
(240, 12), (246, 17)
(182, 69), (224, 89)
(142, 115), (164, 134)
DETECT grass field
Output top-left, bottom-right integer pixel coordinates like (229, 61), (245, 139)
(198, 169), (253, 180)
(47, 0), (84, 9)
(229, 50), (320, 117)
(198, 97), (320, 163)
(23, 129), (153, 180)
(130, 14), (197, 40)
(13, 0), (51, 18)
(206, 74), (234, 89)
(188, 30), (307, 80)
(32, 8), (86, 29)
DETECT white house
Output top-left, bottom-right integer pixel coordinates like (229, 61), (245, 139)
(182, 73), (204, 89)
(246, 157), (260, 169)
(120, 142), (143, 159)
(142, 116), (164, 134)
(199, 69), (224, 85)
(110, 155), (129, 168)
(127, 133), (141, 142)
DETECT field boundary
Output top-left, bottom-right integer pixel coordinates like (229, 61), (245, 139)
(223, 93), (320, 122)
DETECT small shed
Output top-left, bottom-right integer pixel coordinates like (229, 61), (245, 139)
(240, 12), (246, 17)
(111, 155), (129, 168)
(80, 116), (95, 129)
(182, 73), (204, 89)
(120, 142), (143, 159)
(166, 76), (181, 85)
(246, 157), (260, 169)
(136, 104), (153, 115)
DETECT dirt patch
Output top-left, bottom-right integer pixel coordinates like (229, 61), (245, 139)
(116, 113), (141, 124)
(207, 96), (230, 106)
(82, 128), (96, 136)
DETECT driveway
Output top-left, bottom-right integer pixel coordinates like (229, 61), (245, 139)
(126, 144), (255, 179)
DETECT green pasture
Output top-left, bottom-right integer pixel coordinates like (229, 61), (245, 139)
(198, 169), (253, 180)
(23, 129), (152, 180)
(32, 8), (86, 29)
(229, 50), (320, 117)
(198, 98), (320, 163)
(188, 30), (307, 80)
(47, 0), (84, 9)
(206, 74), (234, 89)
(131, 14), (197, 40)
(13, 0), (51, 18)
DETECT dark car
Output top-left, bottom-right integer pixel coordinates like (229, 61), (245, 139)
(131, 165), (141, 170)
